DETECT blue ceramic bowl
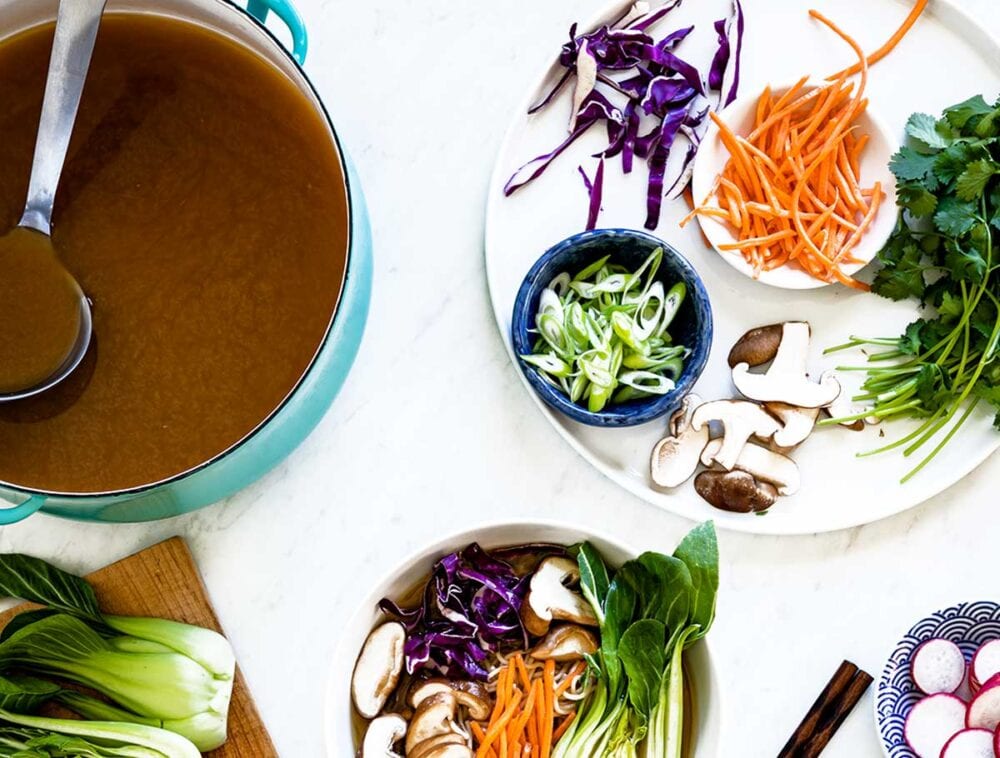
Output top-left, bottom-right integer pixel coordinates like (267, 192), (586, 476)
(511, 228), (713, 427)
(0, 0), (371, 524)
(875, 601), (1000, 758)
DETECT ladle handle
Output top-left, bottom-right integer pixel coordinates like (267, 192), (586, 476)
(20, 0), (108, 236)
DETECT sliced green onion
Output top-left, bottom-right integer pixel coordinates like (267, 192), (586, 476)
(565, 302), (589, 346)
(635, 281), (665, 340)
(521, 353), (572, 378)
(591, 273), (630, 294)
(568, 372), (589, 403)
(548, 272), (571, 297)
(658, 281), (686, 337)
(618, 370), (675, 394)
(611, 311), (648, 352)
(569, 280), (597, 299)
(580, 349), (614, 387)
(523, 246), (689, 411)
(584, 309), (609, 350)
(538, 287), (563, 318)
(573, 254), (611, 281)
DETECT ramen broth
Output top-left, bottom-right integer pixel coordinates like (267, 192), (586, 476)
(0, 228), (82, 394)
(0, 14), (348, 492)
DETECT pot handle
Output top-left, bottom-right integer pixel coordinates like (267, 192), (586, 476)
(0, 495), (44, 525)
(245, 0), (308, 64)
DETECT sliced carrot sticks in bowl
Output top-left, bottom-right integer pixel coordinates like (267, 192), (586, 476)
(686, 3), (927, 289)
(472, 656), (587, 758)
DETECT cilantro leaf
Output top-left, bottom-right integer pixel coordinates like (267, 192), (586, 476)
(914, 363), (949, 411)
(900, 320), (925, 355)
(889, 146), (938, 183)
(972, 301), (1000, 340)
(934, 142), (986, 184)
(944, 95), (994, 130)
(934, 196), (979, 236)
(955, 159), (998, 200)
(872, 239), (926, 300)
(943, 237), (987, 282)
(897, 182), (938, 217)
(974, 382), (1000, 401)
(990, 184), (1000, 231)
(975, 110), (1000, 139)
(937, 290), (964, 321)
(906, 112), (952, 150)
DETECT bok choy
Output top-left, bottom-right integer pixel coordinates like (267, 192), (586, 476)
(0, 708), (200, 757)
(553, 522), (718, 757)
(0, 554), (235, 752)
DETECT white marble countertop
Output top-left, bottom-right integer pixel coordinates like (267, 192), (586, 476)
(2, 0), (998, 755)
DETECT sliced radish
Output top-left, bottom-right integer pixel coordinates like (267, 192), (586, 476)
(912, 639), (967, 695)
(994, 725), (1000, 756)
(905, 693), (967, 758)
(971, 641), (1000, 694)
(966, 679), (1000, 731)
(981, 673), (1000, 693)
(940, 728), (995, 757)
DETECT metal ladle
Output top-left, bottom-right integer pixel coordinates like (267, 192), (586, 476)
(0, 0), (106, 402)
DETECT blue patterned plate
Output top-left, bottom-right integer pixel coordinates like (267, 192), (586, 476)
(876, 601), (1000, 757)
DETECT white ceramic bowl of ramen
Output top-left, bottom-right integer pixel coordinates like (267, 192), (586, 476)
(325, 520), (722, 756)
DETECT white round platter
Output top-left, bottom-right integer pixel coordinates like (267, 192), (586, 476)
(484, 0), (1000, 534)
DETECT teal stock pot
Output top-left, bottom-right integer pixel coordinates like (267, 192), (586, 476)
(0, 0), (372, 524)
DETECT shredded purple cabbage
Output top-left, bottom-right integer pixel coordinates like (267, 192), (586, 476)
(710, 0), (744, 106)
(506, 0), (744, 230)
(378, 543), (531, 681)
(578, 158), (606, 230)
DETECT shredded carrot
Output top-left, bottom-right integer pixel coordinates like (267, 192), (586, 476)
(553, 712), (576, 741)
(688, 5), (921, 288)
(513, 654), (532, 692)
(541, 660), (555, 758)
(478, 689), (523, 757)
(828, 0), (928, 79)
(474, 657), (582, 758)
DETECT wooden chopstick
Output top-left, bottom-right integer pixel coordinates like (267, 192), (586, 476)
(777, 660), (873, 758)
(800, 668), (874, 758)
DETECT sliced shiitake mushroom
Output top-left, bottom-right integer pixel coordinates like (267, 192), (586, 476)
(731, 322), (841, 408)
(409, 679), (491, 721)
(701, 439), (800, 495)
(413, 746), (472, 758)
(727, 323), (786, 368)
(352, 622), (406, 719)
(821, 370), (871, 430)
(530, 624), (599, 661)
(360, 713), (406, 757)
(407, 733), (468, 758)
(651, 394), (709, 488)
(690, 399), (781, 470)
(764, 402), (819, 450)
(405, 692), (458, 754)
(695, 469), (778, 513)
(520, 556), (598, 636)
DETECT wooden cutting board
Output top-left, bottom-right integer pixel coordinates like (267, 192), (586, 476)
(0, 537), (276, 757)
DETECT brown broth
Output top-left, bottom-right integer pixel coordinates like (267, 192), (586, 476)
(0, 228), (82, 394)
(0, 14), (348, 492)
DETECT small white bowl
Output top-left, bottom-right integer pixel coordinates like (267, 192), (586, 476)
(324, 520), (722, 756)
(691, 79), (899, 290)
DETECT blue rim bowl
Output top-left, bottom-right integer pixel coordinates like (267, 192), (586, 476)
(511, 228), (713, 427)
(875, 600), (1000, 758)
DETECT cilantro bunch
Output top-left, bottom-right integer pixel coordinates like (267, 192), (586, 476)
(825, 95), (1000, 482)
